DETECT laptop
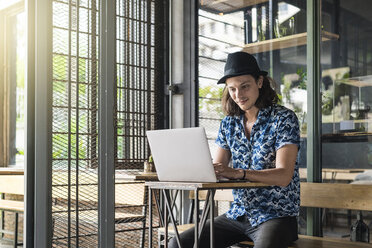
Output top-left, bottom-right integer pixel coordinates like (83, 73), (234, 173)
(146, 127), (220, 182)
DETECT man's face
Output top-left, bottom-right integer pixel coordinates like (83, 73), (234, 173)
(226, 74), (262, 111)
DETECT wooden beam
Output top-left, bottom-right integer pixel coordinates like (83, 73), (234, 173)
(243, 31), (339, 54)
(301, 182), (372, 211)
(0, 175), (24, 195)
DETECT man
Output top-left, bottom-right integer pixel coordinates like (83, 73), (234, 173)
(169, 51), (300, 248)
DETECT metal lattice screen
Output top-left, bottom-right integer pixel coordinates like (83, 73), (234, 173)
(50, 0), (165, 246)
(51, 0), (100, 247)
(198, 9), (244, 157)
(115, 0), (164, 247)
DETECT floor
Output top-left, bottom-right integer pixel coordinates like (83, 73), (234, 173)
(0, 239), (16, 248)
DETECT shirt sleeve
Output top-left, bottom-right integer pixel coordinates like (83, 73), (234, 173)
(275, 110), (301, 151)
(215, 117), (230, 150)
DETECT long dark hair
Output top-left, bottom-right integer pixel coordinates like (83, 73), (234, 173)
(221, 75), (279, 116)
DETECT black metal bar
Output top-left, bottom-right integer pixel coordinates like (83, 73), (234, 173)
(140, 185), (148, 248)
(154, 190), (164, 227)
(14, 213), (18, 248)
(244, 7), (253, 44)
(194, 189), (199, 248)
(148, 187), (153, 248)
(188, 196), (194, 224)
(164, 190), (168, 248)
(198, 191), (210, 237)
(182, 0), (199, 128)
(146, 0), (152, 156)
(67, 0), (73, 246)
(163, 190), (182, 248)
(307, 0), (322, 237)
(1, 193), (4, 239)
(75, 0), (81, 246)
(209, 189), (215, 248)
(90, 0), (97, 170)
(169, 190), (179, 223)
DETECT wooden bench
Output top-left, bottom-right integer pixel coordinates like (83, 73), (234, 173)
(0, 175), (24, 247)
(158, 182), (372, 247)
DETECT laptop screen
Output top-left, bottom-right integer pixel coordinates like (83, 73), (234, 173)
(146, 127), (218, 182)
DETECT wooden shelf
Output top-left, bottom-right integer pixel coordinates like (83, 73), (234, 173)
(336, 75), (372, 88)
(200, 0), (269, 14)
(322, 132), (372, 143)
(242, 31), (339, 54)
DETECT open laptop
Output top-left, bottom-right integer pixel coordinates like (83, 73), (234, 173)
(146, 127), (221, 182)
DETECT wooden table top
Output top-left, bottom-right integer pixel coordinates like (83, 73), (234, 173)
(145, 181), (269, 190)
(115, 171), (158, 181)
(0, 167), (24, 175)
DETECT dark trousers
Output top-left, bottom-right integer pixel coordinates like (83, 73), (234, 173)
(168, 214), (298, 248)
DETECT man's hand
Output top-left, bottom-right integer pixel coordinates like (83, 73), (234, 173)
(213, 162), (243, 179)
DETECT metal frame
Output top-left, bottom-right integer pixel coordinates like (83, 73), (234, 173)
(26, 0), (36, 246)
(170, 0), (199, 225)
(34, 0), (53, 246)
(98, 0), (116, 247)
(148, 186), (217, 248)
(154, 0), (170, 130)
(182, 0), (199, 128)
(306, 0), (322, 237)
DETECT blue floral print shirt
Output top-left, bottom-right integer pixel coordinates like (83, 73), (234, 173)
(215, 104), (300, 227)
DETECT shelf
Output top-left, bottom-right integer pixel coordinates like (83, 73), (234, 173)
(242, 31), (339, 54)
(200, 0), (269, 14)
(336, 75), (372, 88)
(322, 132), (372, 143)
(323, 119), (372, 124)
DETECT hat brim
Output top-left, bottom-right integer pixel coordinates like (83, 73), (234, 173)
(217, 70), (268, 84)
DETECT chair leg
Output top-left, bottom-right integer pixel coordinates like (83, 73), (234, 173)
(1, 210), (4, 239)
(14, 213), (18, 248)
(158, 231), (164, 248)
(140, 219), (146, 248)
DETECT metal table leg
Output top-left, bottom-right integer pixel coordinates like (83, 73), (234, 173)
(149, 188), (153, 248)
(209, 189), (215, 248)
(194, 189), (199, 248)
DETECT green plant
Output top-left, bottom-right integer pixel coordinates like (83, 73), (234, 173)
(277, 93), (283, 105)
(198, 85), (224, 118)
(321, 90), (333, 115)
(296, 68), (307, 90)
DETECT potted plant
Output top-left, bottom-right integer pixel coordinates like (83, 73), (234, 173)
(144, 155), (155, 173)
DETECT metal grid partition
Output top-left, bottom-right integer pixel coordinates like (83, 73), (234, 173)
(51, 0), (100, 247)
(50, 0), (166, 246)
(116, 0), (155, 171)
(198, 8), (244, 156)
(115, 0), (166, 247)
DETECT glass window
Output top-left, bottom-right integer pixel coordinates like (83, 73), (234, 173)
(198, 0), (308, 172)
(198, 0), (309, 234)
(321, 0), (372, 182)
(0, 3), (26, 167)
(319, 0), (372, 238)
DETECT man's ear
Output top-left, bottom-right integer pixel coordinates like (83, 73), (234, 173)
(258, 76), (263, 88)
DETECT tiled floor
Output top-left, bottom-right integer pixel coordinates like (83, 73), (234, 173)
(0, 239), (17, 248)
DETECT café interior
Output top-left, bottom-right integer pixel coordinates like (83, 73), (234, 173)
(1, 0), (372, 247)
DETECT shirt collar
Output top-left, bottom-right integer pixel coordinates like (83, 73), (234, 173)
(255, 105), (272, 126)
(238, 105), (272, 132)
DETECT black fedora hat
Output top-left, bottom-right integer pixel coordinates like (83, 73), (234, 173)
(217, 51), (268, 84)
